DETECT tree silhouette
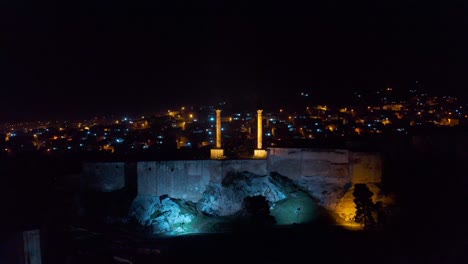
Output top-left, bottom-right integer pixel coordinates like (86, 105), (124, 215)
(240, 195), (276, 228)
(353, 183), (376, 230)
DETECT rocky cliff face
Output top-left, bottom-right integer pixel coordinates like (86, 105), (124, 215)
(129, 195), (202, 235)
(129, 171), (323, 235)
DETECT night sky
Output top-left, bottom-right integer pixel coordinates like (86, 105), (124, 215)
(2, 1), (468, 120)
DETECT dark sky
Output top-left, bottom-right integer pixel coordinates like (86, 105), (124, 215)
(2, 1), (468, 120)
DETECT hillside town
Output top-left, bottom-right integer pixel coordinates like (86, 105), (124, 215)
(1, 88), (467, 159)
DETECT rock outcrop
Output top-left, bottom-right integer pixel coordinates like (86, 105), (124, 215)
(129, 171), (323, 235)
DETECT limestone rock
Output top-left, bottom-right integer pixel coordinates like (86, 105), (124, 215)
(129, 195), (199, 235)
(198, 171), (321, 225)
(198, 171), (292, 216)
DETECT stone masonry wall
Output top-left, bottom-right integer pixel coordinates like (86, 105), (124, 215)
(81, 149), (382, 209)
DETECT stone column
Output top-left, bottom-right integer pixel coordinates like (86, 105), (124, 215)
(216, 109), (222, 149)
(211, 109), (225, 159)
(254, 109), (267, 159)
(257, 109), (263, 149)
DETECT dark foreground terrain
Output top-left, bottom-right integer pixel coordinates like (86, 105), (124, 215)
(3, 220), (466, 264)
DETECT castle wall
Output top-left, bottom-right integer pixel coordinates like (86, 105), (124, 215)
(81, 148), (382, 205)
(266, 148), (382, 212)
(80, 148), (385, 228)
(137, 160), (212, 201)
(137, 159), (268, 201)
(267, 148), (350, 180)
(350, 152), (382, 183)
(81, 162), (126, 192)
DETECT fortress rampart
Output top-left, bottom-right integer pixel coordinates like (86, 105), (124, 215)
(81, 148), (383, 222)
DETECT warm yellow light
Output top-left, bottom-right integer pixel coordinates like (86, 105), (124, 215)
(189, 114), (193, 118)
(216, 109), (222, 149)
(382, 118), (391, 125)
(257, 110), (263, 149)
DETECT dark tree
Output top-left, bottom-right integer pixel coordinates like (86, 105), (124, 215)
(353, 183), (376, 229)
(239, 195), (276, 228)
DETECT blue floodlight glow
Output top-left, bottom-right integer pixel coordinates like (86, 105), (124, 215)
(115, 138), (124, 143)
(210, 117), (215, 121)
